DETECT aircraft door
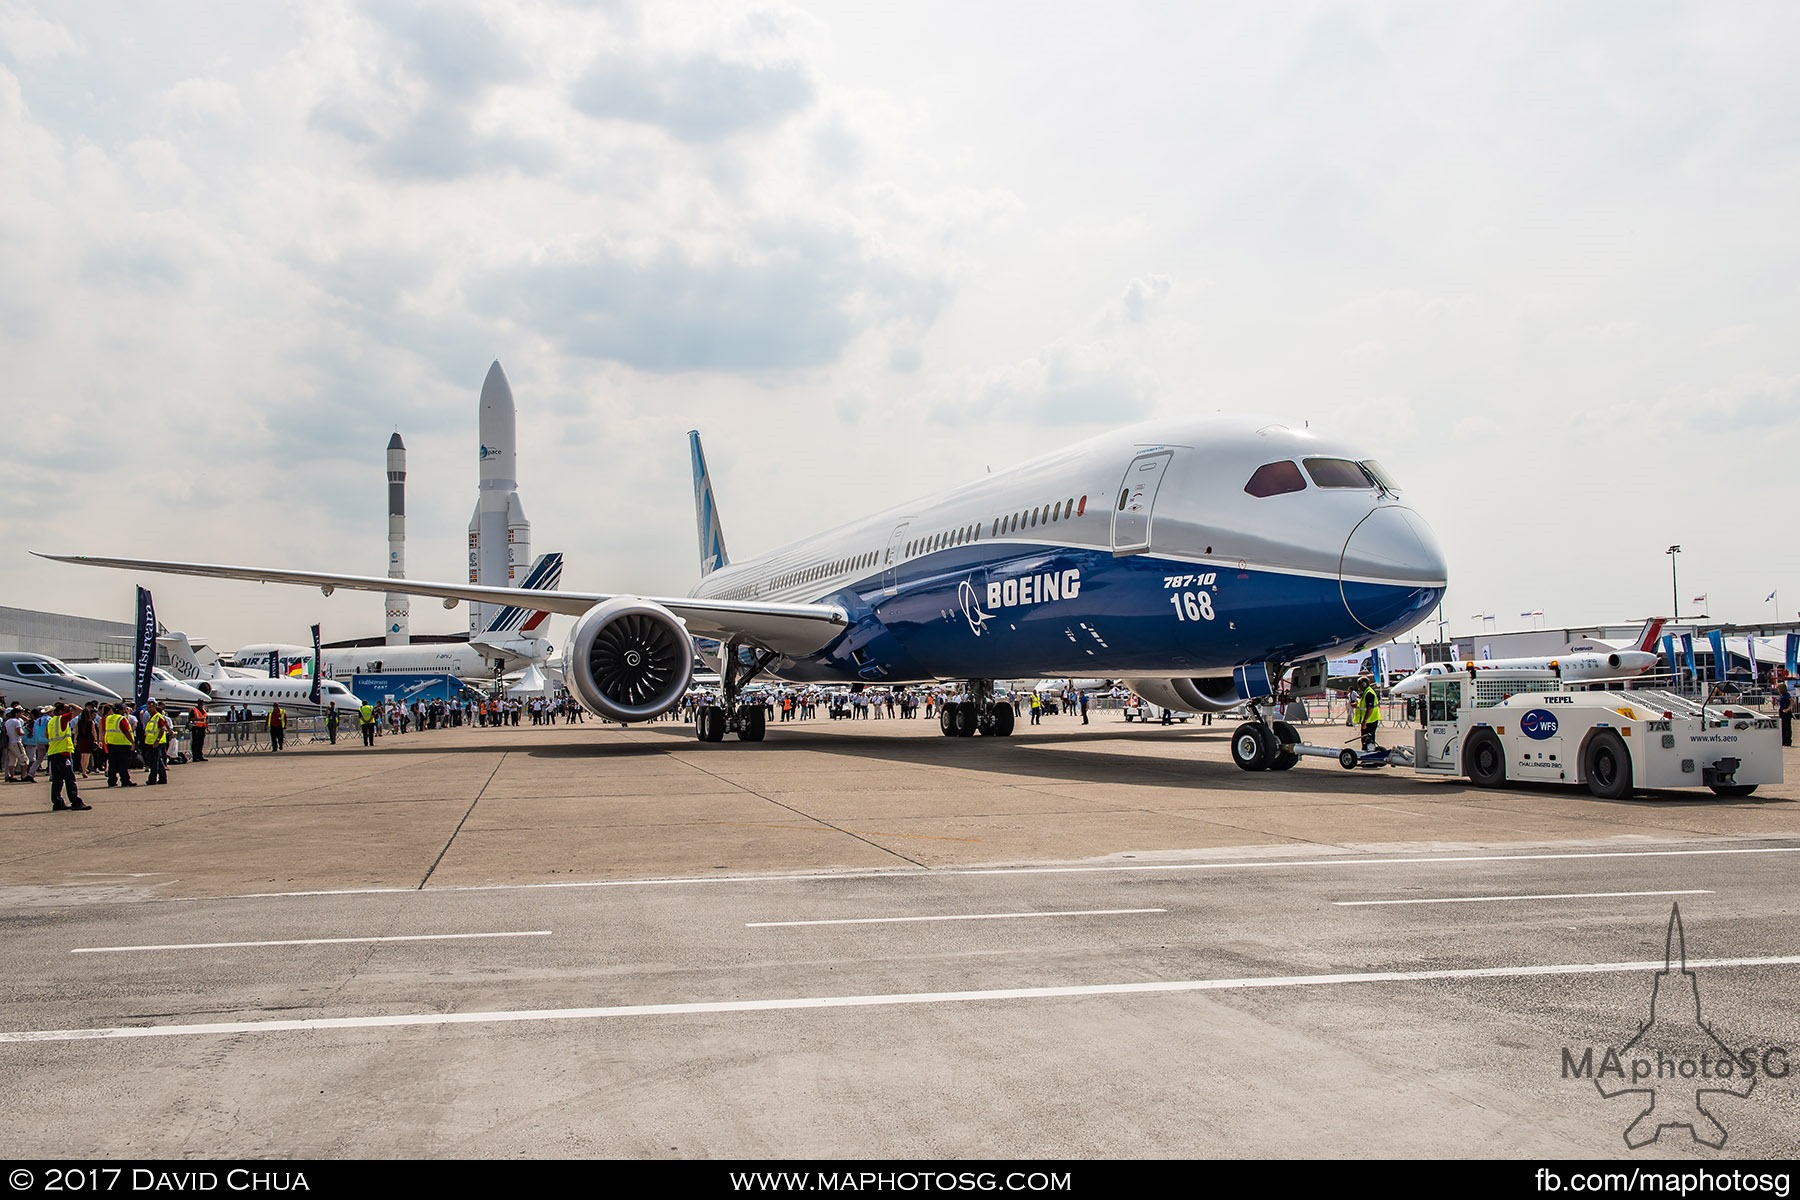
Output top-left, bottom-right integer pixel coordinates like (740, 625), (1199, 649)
(1110, 450), (1173, 555)
(1420, 680), (1462, 770)
(882, 521), (910, 596)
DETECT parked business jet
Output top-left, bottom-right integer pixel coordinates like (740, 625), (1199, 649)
(1389, 619), (1665, 698)
(0, 653), (125, 708)
(41, 416), (1448, 766)
(58, 661), (211, 707)
(159, 634), (363, 715)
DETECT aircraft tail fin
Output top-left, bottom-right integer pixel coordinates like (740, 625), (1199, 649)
(157, 632), (223, 683)
(689, 430), (730, 577)
(1635, 617), (1668, 654)
(478, 551), (564, 638)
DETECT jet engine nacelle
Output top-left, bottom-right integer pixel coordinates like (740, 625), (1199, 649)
(561, 597), (694, 723)
(1123, 676), (1243, 714)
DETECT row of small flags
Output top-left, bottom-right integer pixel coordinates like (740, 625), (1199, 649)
(1659, 631), (1800, 682)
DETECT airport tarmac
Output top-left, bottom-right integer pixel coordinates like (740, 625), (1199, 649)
(1, 714), (1797, 1159)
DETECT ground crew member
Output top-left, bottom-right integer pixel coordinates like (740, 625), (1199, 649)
(189, 703), (209, 762)
(1029, 692), (1042, 725)
(104, 704), (137, 787)
(1351, 675), (1382, 751)
(47, 703), (89, 811)
(325, 705), (339, 744)
(359, 701), (377, 747)
(1777, 675), (1793, 748)
(267, 703), (286, 752)
(141, 701), (171, 785)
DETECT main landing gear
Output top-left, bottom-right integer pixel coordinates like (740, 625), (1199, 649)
(937, 680), (1016, 739)
(695, 638), (776, 743)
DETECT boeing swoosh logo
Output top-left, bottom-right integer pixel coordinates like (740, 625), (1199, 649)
(959, 578), (995, 637)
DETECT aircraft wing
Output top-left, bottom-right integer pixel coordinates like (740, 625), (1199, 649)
(35, 553), (852, 657)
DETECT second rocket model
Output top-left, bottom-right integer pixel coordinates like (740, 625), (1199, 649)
(468, 360), (531, 636)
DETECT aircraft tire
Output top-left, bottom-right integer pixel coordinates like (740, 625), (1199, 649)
(1583, 731), (1632, 800)
(1464, 730), (1505, 788)
(939, 707), (956, 736)
(737, 706), (766, 742)
(1268, 720), (1300, 770)
(987, 702), (1015, 737)
(696, 709), (726, 743)
(952, 701), (979, 738)
(1230, 722), (1270, 771)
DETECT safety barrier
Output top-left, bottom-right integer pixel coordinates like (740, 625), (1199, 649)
(185, 717), (345, 756)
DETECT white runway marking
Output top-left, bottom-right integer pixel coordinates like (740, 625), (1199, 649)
(71, 931), (552, 955)
(1334, 889), (1712, 907)
(225, 842), (1800, 899)
(8, 952), (1799, 1044)
(747, 908), (1165, 928)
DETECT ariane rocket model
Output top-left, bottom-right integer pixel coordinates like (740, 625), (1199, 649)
(385, 432), (409, 645)
(467, 360), (532, 637)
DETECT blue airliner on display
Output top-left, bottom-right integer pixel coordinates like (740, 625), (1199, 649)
(41, 416), (1447, 767)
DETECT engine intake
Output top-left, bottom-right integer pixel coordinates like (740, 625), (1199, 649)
(1124, 676), (1244, 714)
(562, 598), (694, 723)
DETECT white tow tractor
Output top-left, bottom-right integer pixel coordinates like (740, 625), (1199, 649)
(1243, 669), (1782, 798)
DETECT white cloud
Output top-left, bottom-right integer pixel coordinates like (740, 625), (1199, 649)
(0, 1), (78, 63)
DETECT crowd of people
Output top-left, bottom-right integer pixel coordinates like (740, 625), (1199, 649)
(646, 684), (1106, 725)
(1, 696), (209, 809)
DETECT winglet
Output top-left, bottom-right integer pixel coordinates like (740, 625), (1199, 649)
(689, 430), (730, 578)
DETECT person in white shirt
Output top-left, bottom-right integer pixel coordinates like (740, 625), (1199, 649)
(3, 707), (29, 782)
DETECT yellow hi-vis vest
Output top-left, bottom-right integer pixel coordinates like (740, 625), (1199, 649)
(359, 703), (376, 726)
(144, 713), (170, 746)
(104, 713), (134, 746)
(47, 715), (75, 756)
(1352, 687), (1382, 725)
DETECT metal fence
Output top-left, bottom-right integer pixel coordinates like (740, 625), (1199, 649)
(188, 716), (345, 756)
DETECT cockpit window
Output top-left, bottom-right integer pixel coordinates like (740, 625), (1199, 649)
(1244, 461), (1306, 498)
(1303, 457), (1377, 489)
(1361, 460), (1399, 492)
(14, 661), (44, 674)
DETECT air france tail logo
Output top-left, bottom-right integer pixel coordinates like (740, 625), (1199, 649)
(959, 579), (995, 637)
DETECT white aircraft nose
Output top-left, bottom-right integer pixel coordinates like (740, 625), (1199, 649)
(1341, 505), (1447, 585)
(1339, 505), (1448, 631)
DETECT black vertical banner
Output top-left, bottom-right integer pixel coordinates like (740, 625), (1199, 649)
(309, 624), (323, 706)
(133, 586), (156, 710)
(268, 646), (280, 678)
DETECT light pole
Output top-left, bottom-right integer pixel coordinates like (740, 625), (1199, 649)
(1667, 545), (1681, 623)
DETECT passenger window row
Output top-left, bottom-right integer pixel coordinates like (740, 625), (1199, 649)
(765, 551), (880, 596)
(985, 495), (1088, 542)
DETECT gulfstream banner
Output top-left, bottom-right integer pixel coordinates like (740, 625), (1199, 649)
(133, 586), (156, 710)
(309, 624), (322, 706)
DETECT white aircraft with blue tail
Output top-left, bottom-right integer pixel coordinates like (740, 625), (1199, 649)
(39, 416), (1447, 769)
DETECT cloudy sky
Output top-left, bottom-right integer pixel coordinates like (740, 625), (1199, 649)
(4, 0), (1796, 651)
